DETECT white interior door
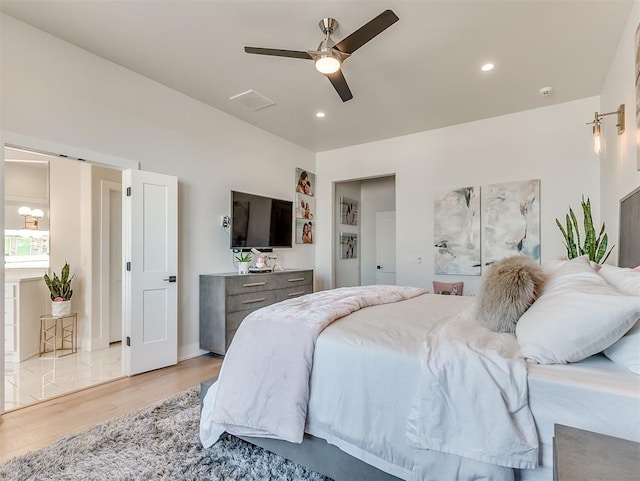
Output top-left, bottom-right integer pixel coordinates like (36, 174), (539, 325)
(123, 169), (178, 376)
(375, 211), (396, 285)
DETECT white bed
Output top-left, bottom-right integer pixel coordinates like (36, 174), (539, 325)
(201, 286), (640, 480)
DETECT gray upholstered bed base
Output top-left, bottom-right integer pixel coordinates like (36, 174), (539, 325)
(200, 378), (402, 481)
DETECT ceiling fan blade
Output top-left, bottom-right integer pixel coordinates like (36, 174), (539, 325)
(334, 10), (399, 54)
(244, 47), (313, 60)
(327, 70), (353, 102)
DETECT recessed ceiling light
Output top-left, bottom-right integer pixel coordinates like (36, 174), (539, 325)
(316, 112), (326, 118)
(481, 63), (495, 72)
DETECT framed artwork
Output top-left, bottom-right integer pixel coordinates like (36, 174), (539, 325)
(295, 219), (313, 244)
(296, 193), (315, 220)
(433, 186), (481, 275)
(340, 197), (358, 225)
(340, 232), (358, 259)
(483, 179), (540, 267)
(295, 168), (315, 197)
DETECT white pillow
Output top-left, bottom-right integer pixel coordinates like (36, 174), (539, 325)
(597, 264), (640, 296)
(604, 321), (640, 374)
(596, 264), (640, 373)
(516, 256), (640, 364)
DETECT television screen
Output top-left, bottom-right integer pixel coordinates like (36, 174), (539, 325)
(230, 190), (293, 249)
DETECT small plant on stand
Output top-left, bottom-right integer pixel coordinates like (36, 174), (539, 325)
(44, 262), (74, 316)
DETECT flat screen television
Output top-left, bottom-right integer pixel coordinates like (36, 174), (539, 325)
(230, 190), (293, 249)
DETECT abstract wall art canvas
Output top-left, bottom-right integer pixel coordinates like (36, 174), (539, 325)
(433, 186), (481, 275)
(483, 179), (540, 266)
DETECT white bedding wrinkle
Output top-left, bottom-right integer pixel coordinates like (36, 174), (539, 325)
(406, 311), (539, 469)
(203, 285), (425, 445)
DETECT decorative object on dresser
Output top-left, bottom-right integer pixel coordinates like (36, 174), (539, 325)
(43, 262), (74, 317)
(234, 251), (252, 275)
(199, 269), (313, 355)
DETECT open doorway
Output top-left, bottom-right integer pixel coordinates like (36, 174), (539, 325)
(333, 175), (396, 288)
(4, 146), (124, 411)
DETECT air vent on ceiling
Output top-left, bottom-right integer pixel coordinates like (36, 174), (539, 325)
(229, 89), (275, 111)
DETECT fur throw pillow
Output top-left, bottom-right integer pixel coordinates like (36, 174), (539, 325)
(477, 256), (546, 333)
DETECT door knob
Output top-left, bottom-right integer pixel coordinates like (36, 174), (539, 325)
(163, 276), (177, 282)
(377, 265), (382, 269)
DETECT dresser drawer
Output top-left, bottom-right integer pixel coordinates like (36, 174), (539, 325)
(273, 271), (313, 290)
(226, 310), (253, 332)
(276, 284), (313, 302)
(226, 290), (277, 313)
(225, 274), (278, 295)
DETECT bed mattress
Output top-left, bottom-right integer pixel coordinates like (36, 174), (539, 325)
(519, 354), (640, 481)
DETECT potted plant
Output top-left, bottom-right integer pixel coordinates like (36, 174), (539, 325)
(235, 251), (252, 274)
(555, 196), (614, 264)
(44, 262), (74, 316)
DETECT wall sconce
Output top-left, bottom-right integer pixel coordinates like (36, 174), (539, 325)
(18, 206), (44, 230)
(587, 104), (625, 156)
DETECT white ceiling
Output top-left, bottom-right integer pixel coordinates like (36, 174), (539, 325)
(0, 1), (633, 152)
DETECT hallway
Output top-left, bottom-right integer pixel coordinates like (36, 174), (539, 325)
(4, 343), (122, 411)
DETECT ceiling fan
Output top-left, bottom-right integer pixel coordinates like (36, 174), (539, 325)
(244, 9), (399, 102)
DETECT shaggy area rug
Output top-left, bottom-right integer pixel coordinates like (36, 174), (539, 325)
(0, 388), (329, 481)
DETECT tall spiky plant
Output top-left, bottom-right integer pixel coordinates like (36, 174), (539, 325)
(43, 262), (74, 301)
(555, 197), (614, 264)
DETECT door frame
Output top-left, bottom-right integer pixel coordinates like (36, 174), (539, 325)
(98, 180), (122, 350)
(1, 132), (138, 414)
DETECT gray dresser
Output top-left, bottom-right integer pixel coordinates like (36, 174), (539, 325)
(199, 269), (314, 355)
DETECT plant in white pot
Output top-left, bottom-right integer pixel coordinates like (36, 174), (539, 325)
(44, 263), (74, 317)
(235, 251), (251, 274)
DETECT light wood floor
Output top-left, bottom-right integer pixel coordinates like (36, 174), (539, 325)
(0, 354), (222, 463)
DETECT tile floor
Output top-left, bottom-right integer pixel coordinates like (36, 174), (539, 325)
(4, 343), (123, 411)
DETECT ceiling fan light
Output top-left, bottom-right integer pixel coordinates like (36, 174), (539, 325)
(315, 55), (341, 74)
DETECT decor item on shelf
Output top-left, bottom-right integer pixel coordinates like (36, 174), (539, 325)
(44, 262), (73, 317)
(18, 205), (44, 230)
(433, 281), (464, 296)
(235, 251), (251, 274)
(555, 196), (614, 264)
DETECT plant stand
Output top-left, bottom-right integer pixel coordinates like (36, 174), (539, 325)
(39, 312), (78, 357)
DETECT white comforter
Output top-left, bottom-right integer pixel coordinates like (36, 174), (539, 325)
(406, 308), (538, 469)
(201, 285), (425, 445)
(200, 289), (538, 480)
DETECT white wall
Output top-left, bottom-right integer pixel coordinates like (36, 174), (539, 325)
(1, 14), (315, 360)
(316, 97), (601, 295)
(600, 1), (640, 266)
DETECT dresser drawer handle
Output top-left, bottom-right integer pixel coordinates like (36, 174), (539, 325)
(287, 291), (306, 297)
(243, 297), (266, 304)
(287, 278), (305, 282)
(242, 282), (266, 287)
